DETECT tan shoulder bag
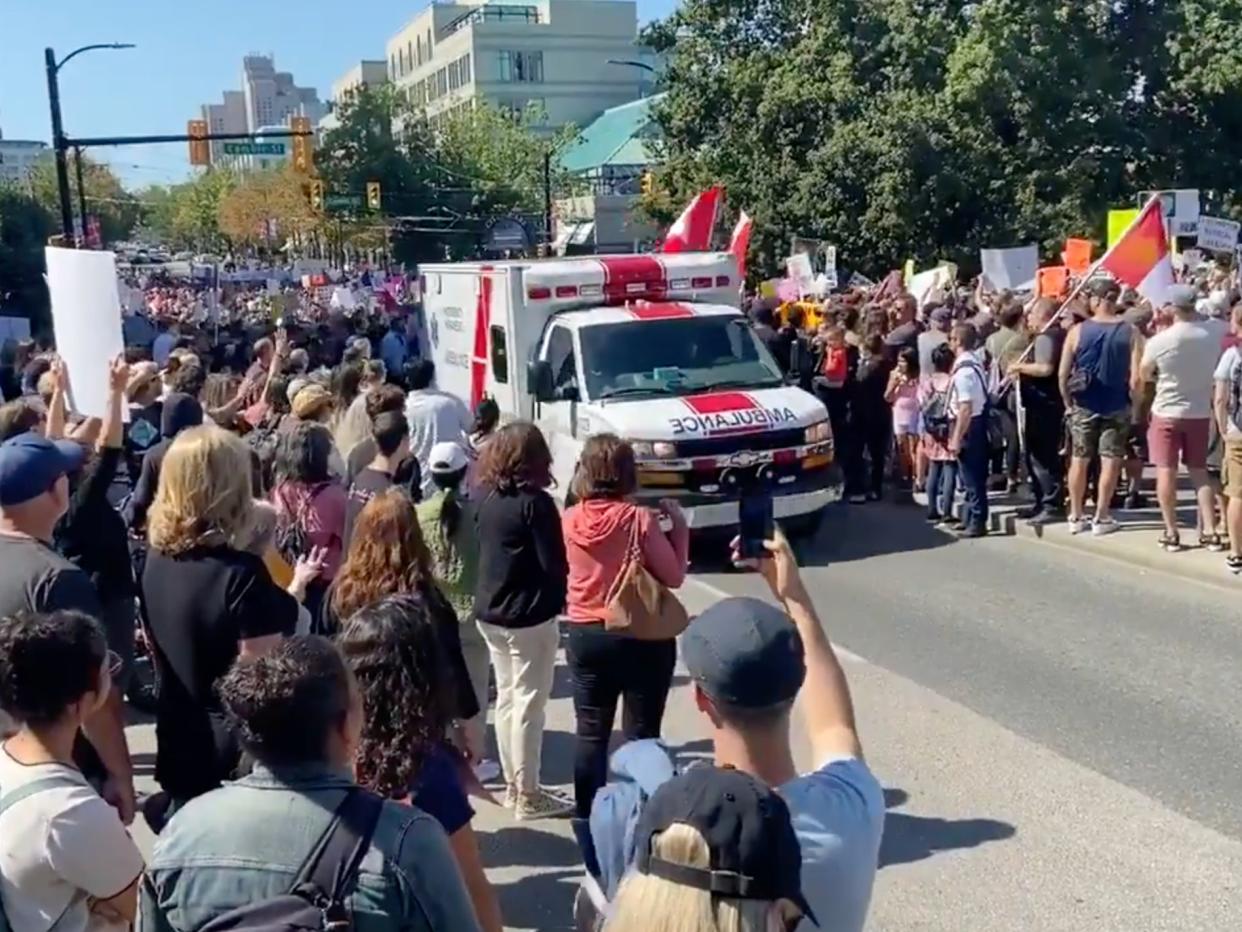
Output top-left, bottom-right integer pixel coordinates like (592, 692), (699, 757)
(604, 509), (689, 640)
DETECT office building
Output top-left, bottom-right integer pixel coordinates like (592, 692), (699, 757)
(319, 60), (390, 132)
(198, 56), (325, 165)
(0, 128), (49, 186)
(384, 0), (655, 130)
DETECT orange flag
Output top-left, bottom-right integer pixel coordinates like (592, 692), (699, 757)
(1062, 239), (1093, 276)
(1035, 266), (1069, 298)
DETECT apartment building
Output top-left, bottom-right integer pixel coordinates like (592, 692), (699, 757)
(0, 129), (48, 186)
(319, 60), (390, 132)
(384, 0), (654, 130)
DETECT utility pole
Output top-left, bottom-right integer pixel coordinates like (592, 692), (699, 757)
(44, 48), (75, 243)
(543, 150), (553, 248)
(74, 147), (89, 246)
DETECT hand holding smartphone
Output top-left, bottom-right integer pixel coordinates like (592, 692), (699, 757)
(738, 492), (774, 560)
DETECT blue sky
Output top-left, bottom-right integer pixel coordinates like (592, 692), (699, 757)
(3, 0), (676, 188)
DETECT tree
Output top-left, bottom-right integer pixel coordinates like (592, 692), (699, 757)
(28, 155), (140, 245)
(217, 167), (317, 249)
(0, 185), (55, 332)
(645, 0), (1242, 279)
(138, 169), (237, 252)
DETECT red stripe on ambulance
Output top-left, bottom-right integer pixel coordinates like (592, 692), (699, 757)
(628, 302), (695, 320)
(469, 266), (493, 409)
(682, 392), (758, 415)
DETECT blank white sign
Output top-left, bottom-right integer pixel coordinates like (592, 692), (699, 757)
(45, 247), (126, 419)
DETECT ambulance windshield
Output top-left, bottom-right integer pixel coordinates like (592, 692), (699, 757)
(581, 316), (784, 401)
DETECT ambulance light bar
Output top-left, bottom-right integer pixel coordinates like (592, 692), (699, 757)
(524, 255), (735, 306)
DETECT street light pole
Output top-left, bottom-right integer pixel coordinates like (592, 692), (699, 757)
(44, 43), (136, 246)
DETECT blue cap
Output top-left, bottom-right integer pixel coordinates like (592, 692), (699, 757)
(0, 433), (86, 506)
(681, 597), (805, 708)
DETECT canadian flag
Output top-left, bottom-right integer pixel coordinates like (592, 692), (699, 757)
(661, 185), (723, 253)
(728, 211), (753, 278)
(1099, 196), (1175, 306)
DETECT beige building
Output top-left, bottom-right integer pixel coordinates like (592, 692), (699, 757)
(384, 0), (653, 130)
(319, 60), (390, 132)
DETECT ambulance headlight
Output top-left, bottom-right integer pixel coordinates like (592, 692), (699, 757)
(631, 440), (677, 460)
(804, 421), (831, 444)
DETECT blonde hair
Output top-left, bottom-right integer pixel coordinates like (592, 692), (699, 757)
(605, 824), (783, 932)
(148, 425), (254, 554)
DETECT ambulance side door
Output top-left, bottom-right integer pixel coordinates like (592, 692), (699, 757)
(535, 322), (585, 496)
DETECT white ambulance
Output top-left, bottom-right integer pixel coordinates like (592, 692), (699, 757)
(420, 252), (838, 531)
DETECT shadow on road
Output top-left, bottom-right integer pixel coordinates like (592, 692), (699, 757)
(795, 501), (958, 567)
(879, 786), (1016, 868)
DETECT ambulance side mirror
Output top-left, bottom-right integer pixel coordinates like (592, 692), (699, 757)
(528, 360), (555, 402)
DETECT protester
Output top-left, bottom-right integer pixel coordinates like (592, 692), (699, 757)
(947, 323), (991, 537)
(1213, 304), (1242, 573)
(0, 431), (135, 823)
(884, 294), (922, 353)
(338, 596), (504, 932)
(985, 302), (1029, 494)
(918, 306), (952, 376)
(1138, 284), (1226, 551)
(334, 359), (387, 464)
(473, 422), (571, 819)
(679, 530), (884, 931)
(813, 325), (856, 497)
(1059, 279), (1144, 535)
(921, 343), (959, 524)
(124, 361), (163, 483)
(142, 424), (298, 811)
(415, 441), (492, 772)
(885, 346), (921, 490)
(849, 328), (893, 501)
(381, 315), (411, 379)
(344, 410), (414, 549)
(141, 636), (482, 932)
(0, 610), (145, 932)
(1009, 298), (1066, 524)
(344, 383), (408, 481)
(406, 360), (472, 499)
(562, 435), (688, 828)
(126, 392), (204, 531)
(748, 303), (784, 367)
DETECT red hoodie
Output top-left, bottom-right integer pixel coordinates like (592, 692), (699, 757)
(562, 500), (690, 624)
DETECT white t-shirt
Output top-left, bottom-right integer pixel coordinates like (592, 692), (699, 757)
(405, 390), (472, 499)
(0, 750), (143, 932)
(782, 757), (886, 932)
(949, 353), (987, 419)
(1213, 346), (1242, 441)
(1141, 318), (1226, 419)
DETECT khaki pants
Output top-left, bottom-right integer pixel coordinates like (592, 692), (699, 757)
(459, 617), (493, 761)
(478, 618), (559, 795)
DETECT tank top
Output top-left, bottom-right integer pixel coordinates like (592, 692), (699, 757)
(1073, 319), (1132, 415)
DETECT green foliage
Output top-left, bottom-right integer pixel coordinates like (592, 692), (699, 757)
(646, 0), (1242, 278)
(27, 155), (140, 245)
(0, 185), (55, 330)
(138, 169), (237, 251)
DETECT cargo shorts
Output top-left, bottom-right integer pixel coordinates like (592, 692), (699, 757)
(1069, 407), (1129, 460)
(1224, 440), (1242, 498)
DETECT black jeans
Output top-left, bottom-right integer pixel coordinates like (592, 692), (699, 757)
(1025, 403), (1066, 512)
(566, 623), (676, 819)
(852, 407), (892, 495)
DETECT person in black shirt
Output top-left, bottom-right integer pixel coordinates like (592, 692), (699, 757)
(126, 392), (203, 532)
(472, 422), (571, 819)
(1011, 298), (1067, 523)
(849, 328), (894, 501)
(343, 410), (419, 551)
(142, 424), (296, 809)
(123, 362), (163, 488)
(749, 304), (785, 371)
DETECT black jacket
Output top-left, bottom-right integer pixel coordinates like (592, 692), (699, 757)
(126, 393), (203, 531)
(473, 486), (567, 628)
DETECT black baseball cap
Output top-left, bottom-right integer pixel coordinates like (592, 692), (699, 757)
(681, 597), (806, 708)
(634, 764), (816, 924)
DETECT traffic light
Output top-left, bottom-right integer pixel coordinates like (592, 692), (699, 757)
(309, 180), (324, 211)
(188, 120), (210, 167)
(290, 116), (313, 173)
(640, 171), (654, 196)
(366, 181), (381, 211)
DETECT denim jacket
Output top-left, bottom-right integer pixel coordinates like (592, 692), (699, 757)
(140, 762), (481, 932)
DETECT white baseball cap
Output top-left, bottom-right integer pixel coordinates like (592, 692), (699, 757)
(429, 441), (469, 475)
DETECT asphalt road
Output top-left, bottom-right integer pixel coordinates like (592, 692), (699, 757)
(129, 501), (1242, 931)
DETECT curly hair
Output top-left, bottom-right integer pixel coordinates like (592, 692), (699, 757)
(473, 421), (553, 492)
(148, 425), (254, 554)
(0, 611), (107, 726)
(336, 595), (454, 798)
(330, 488), (435, 620)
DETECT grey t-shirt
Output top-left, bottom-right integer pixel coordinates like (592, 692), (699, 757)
(1141, 318), (1227, 419)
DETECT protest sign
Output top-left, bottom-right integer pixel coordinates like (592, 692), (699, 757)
(1177, 248), (1204, 273)
(758, 280), (779, 300)
(847, 271), (874, 288)
(0, 316), (31, 343)
(1035, 266), (1069, 298)
(1108, 209), (1140, 248)
(44, 247), (126, 419)
(1197, 216), (1240, 254)
(1062, 239), (1093, 275)
(980, 245), (1038, 291)
(908, 266), (952, 308)
(1138, 189), (1199, 237)
(776, 279), (800, 302)
(785, 254), (815, 295)
(903, 259), (915, 285)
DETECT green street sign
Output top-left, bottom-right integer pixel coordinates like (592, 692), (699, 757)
(324, 194), (363, 211)
(222, 141), (287, 156)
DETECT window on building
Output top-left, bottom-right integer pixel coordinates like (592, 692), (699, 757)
(407, 41), (413, 71)
(416, 36), (423, 67)
(437, 68), (448, 97)
(462, 53), (472, 84)
(390, 54), (396, 79)
(499, 50), (543, 83)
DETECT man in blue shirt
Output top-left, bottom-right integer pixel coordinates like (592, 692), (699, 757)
(381, 316), (410, 383)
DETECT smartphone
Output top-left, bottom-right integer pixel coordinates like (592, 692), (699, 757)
(738, 492), (774, 559)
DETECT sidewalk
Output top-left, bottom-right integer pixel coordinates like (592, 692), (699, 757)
(915, 472), (1240, 590)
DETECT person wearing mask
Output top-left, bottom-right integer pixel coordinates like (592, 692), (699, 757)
(126, 391), (204, 532)
(0, 610), (145, 932)
(1138, 284), (1227, 551)
(1010, 298), (1066, 525)
(604, 766), (814, 932)
(679, 531), (885, 932)
(338, 597), (503, 932)
(405, 360), (471, 500)
(344, 410), (418, 549)
(0, 433), (135, 824)
(473, 422), (571, 819)
(415, 442), (492, 775)
(142, 425), (298, 812)
(1058, 279), (1144, 536)
(271, 422), (348, 621)
(141, 636), (481, 932)
(947, 323), (990, 538)
(562, 435), (688, 843)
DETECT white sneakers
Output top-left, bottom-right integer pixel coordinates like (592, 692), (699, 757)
(1068, 516), (1119, 536)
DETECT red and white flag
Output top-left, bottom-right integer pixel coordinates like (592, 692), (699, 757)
(728, 211), (753, 278)
(1099, 196), (1175, 305)
(661, 185), (722, 253)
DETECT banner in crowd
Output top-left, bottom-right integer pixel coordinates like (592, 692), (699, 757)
(1196, 216), (1241, 254)
(44, 247), (126, 419)
(907, 266), (953, 308)
(1062, 239), (1093, 275)
(1108, 209), (1140, 248)
(1035, 266), (1069, 298)
(980, 245), (1038, 291)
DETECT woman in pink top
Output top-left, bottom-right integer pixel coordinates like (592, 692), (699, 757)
(271, 421), (348, 627)
(561, 434), (688, 829)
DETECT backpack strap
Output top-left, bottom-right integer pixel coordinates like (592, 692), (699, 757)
(292, 788), (384, 911)
(0, 774), (86, 817)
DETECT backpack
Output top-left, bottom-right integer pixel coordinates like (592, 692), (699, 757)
(275, 483), (328, 564)
(0, 774), (94, 932)
(588, 739), (677, 902)
(197, 788), (382, 932)
(920, 380), (954, 443)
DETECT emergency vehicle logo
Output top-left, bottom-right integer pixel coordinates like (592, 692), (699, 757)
(669, 392), (797, 437)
